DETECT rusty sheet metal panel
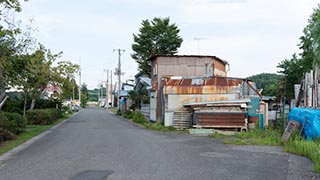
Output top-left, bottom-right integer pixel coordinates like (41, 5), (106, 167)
(193, 112), (247, 128)
(164, 85), (241, 95)
(167, 94), (240, 111)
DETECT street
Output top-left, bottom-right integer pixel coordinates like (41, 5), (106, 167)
(0, 107), (318, 180)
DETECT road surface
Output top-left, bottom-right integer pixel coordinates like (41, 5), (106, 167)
(0, 107), (318, 180)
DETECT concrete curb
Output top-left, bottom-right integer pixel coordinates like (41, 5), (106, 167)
(0, 111), (80, 163)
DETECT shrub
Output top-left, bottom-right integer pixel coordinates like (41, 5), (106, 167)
(124, 110), (134, 119)
(0, 128), (16, 142)
(2, 96), (24, 114)
(132, 111), (146, 124)
(116, 109), (121, 115)
(0, 112), (26, 135)
(26, 109), (61, 125)
(61, 106), (72, 114)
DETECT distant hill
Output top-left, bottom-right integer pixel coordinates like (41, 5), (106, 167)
(247, 73), (283, 96)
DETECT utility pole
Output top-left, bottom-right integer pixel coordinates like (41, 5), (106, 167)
(113, 48), (125, 110)
(111, 70), (113, 107)
(78, 65), (81, 107)
(106, 69), (109, 109)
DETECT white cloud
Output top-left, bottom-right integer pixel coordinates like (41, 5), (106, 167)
(14, 0), (320, 88)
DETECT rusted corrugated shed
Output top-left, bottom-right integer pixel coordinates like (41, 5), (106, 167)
(163, 77), (245, 112)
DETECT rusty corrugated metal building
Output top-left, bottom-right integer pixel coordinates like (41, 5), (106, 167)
(148, 55), (261, 129)
(149, 55), (229, 122)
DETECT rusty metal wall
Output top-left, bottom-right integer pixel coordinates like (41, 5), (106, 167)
(194, 112), (247, 128)
(167, 94), (240, 111)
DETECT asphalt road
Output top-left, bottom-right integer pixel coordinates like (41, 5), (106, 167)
(0, 107), (318, 180)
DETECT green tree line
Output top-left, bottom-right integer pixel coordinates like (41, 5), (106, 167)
(0, 0), (83, 116)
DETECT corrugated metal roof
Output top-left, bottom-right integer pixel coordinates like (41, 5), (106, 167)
(147, 55), (229, 65)
(184, 99), (251, 107)
(140, 77), (151, 86)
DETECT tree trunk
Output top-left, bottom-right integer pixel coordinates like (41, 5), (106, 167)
(30, 98), (36, 110)
(0, 62), (5, 102)
(23, 92), (27, 118)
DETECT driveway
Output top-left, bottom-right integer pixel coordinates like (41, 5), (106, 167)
(0, 107), (318, 180)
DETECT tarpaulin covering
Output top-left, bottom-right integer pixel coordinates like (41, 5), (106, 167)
(289, 108), (320, 140)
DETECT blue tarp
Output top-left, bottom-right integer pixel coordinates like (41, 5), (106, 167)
(289, 108), (320, 140)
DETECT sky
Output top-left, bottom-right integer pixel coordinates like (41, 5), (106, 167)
(14, 0), (320, 89)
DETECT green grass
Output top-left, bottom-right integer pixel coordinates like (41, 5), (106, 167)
(212, 128), (320, 172)
(143, 122), (177, 132)
(0, 114), (71, 155)
(223, 129), (282, 146)
(284, 135), (320, 172)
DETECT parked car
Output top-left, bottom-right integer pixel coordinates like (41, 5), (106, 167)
(71, 105), (79, 112)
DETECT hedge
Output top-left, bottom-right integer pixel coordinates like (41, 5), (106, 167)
(26, 109), (61, 125)
(0, 112), (26, 135)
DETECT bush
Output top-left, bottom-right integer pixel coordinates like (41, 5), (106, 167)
(26, 109), (61, 125)
(61, 106), (72, 114)
(0, 112), (26, 135)
(0, 128), (16, 142)
(132, 111), (146, 124)
(124, 110), (134, 119)
(2, 96), (24, 114)
(116, 109), (121, 115)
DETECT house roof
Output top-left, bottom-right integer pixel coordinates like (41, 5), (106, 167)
(134, 77), (151, 90)
(139, 77), (151, 86)
(147, 55), (229, 65)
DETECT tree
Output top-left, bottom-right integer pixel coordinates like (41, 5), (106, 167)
(51, 61), (80, 100)
(128, 89), (149, 110)
(80, 83), (88, 107)
(0, 0), (28, 107)
(277, 4), (320, 99)
(131, 17), (183, 76)
(246, 73), (282, 96)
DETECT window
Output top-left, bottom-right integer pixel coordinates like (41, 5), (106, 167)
(204, 63), (214, 76)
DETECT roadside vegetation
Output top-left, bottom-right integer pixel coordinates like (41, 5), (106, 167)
(0, 113), (71, 155)
(212, 128), (320, 172)
(0, 101), (75, 155)
(122, 110), (177, 132)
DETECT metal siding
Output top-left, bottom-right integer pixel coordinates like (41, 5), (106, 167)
(195, 112), (247, 128)
(168, 94), (239, 111)
(156, 56), (226, 78)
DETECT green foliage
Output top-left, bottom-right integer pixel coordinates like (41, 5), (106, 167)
(277, 54), (308, 98)
(132, 111), (146, 124)
(80, 83), (88, 107)
(123, 110), (134, 119)
(87, 89), (98, 102)
(26, 109), (61, 125)
(2, 96), (24, 114)
(61, 106), (72, 114)
(52, 61), (80, 100)
(144, 122), (176, 132)
(0, 112), (26, 135)
(128, 89), (149, 110)
(132, 17), (183, 76)
(213, 127), (320, 172)
(0, 114), (70, 155)
(222, 129), (282, 146)
(247, 73), (282, 96)
(277, 5), (320, 99)
(285, 135), (320, 172)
